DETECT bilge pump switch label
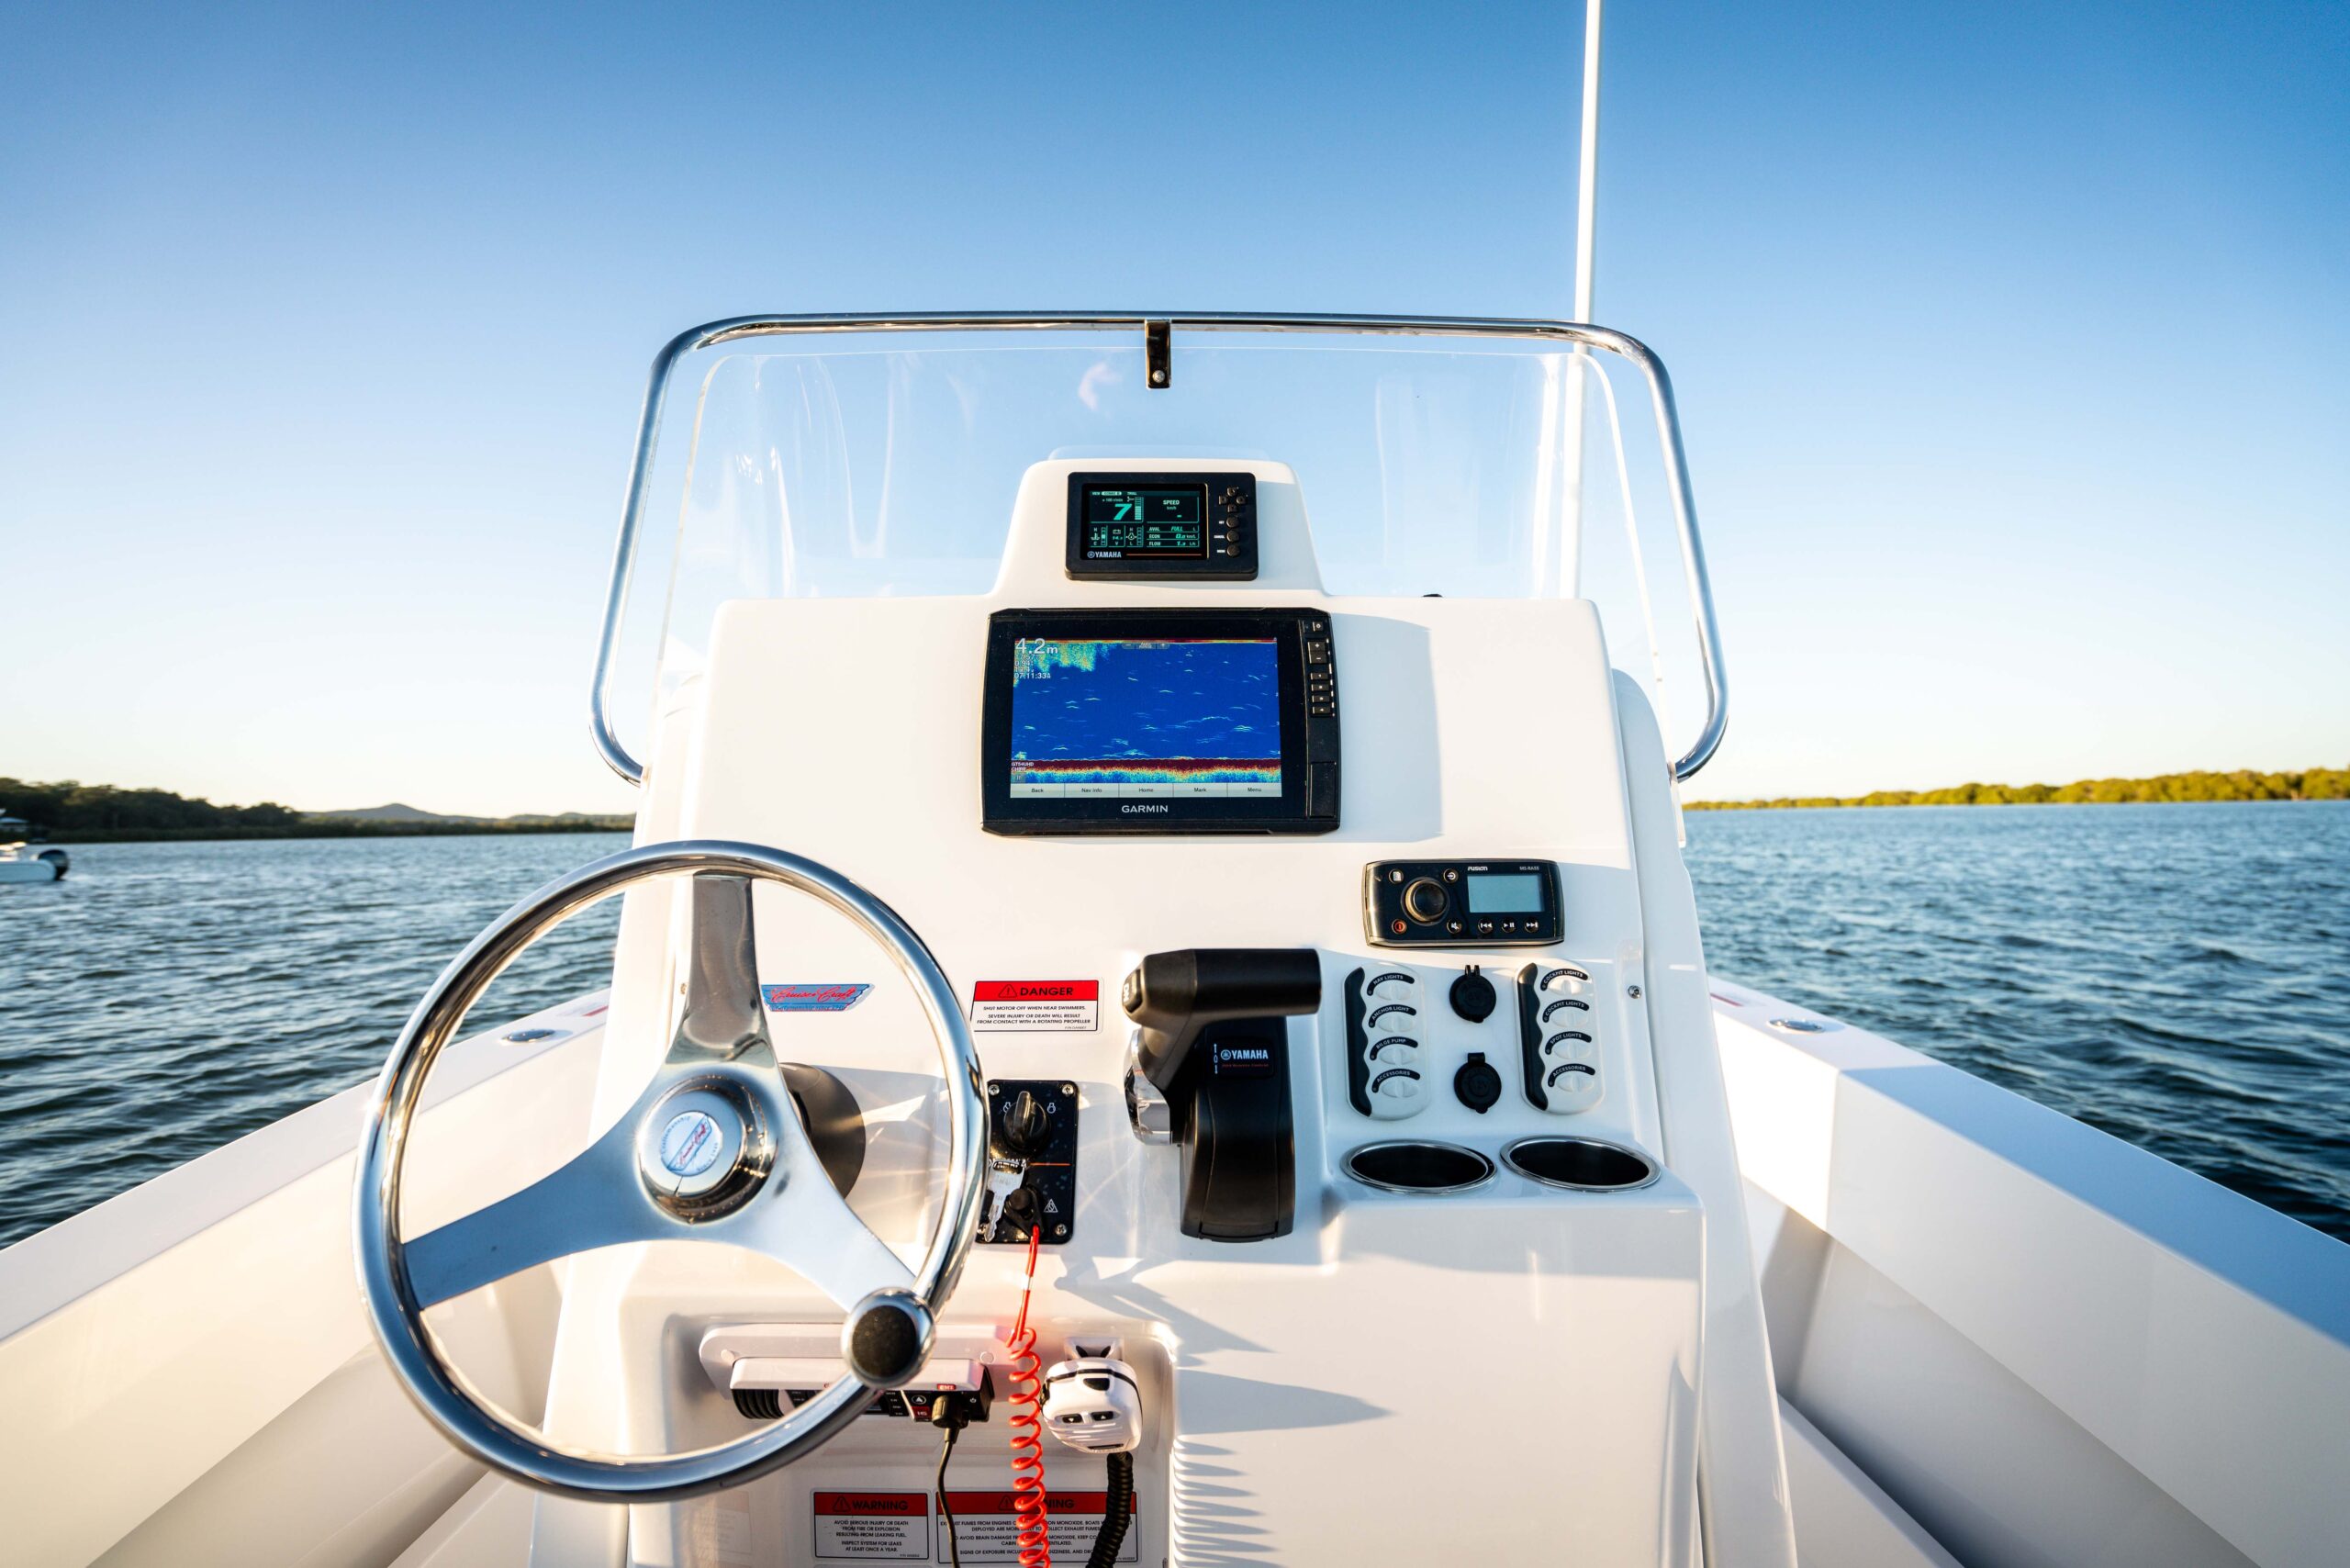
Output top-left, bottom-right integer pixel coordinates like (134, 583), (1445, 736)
(969, 980), (1099, 1032)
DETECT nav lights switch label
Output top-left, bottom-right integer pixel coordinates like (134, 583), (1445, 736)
(969, 980), (1099, 1032)
(811, 1492), (928, 1560)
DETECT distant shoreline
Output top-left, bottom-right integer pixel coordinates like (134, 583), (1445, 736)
(1687, 766), (2346, 812)
(38, 821), (634, 845)
(2, 777), (632, 844)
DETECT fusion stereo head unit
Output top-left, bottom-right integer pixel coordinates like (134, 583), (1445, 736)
(1365, 859), (1561, 946)
(981, 607), (1338, 835)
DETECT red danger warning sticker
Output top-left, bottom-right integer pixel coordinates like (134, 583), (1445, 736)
(969, 980), (1099, 1033)
(811, 1492), (929, 1560)
(938, 1492), (1138, 1562)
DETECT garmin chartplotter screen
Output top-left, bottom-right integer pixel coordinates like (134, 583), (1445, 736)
(982, 608), (1338, 834)
(1008, 636), (1281, 799)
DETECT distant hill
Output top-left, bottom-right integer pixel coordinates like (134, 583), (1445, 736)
(1690, 766), (2349, 812)
(313, 802), (476, 823)
(0, 778), (632, 842)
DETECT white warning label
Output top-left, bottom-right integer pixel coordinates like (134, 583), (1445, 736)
(938, 1492), (1138, 1563)
(969, 980), (1100, 1033)
(812, 1492), (930, 1560)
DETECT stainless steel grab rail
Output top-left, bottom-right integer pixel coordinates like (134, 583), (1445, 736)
(588, 311), (1728, 785)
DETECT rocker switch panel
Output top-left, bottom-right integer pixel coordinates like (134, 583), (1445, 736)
(1345, 967), (1428, 1119)
(1516, 964), (1603, 1114)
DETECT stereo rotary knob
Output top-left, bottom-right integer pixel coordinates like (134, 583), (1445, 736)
(1401, 878), (1448, 924)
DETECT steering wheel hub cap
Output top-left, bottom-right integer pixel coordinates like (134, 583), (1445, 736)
(636, 1078), (774, 1214)
(660, 1110), (724, 1177)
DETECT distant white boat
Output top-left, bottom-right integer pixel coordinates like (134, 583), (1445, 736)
(0, 815), (67, 883)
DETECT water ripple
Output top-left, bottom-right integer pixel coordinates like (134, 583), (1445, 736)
(1687, 801), (2350, 1241)
(0, 834), (628, 1246)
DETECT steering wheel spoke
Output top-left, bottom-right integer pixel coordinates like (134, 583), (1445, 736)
(399, 1118), (657, 1310)
(666, 872), (775, 1070)
(728, 1080), (913, 1312)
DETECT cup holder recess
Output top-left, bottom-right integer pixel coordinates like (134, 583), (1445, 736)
(1502, 1136), (1660, 1193)
(1343, 1140), (1494, 1194)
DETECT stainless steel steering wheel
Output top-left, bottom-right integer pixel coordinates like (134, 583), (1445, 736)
(353, 841), (987, 1502)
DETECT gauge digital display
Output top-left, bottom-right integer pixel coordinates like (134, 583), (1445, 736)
(1080, 485), (1208, 560)
(1063, 471), (1255, 582)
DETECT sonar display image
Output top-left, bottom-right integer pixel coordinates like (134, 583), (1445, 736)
(1010, 638), (1281, 799)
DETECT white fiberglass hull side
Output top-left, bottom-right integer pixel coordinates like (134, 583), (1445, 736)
(1717, 981), (2350, 1568)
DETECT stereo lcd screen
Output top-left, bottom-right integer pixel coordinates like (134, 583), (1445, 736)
(1079, 485), (1209, 560)
(1008, 636), (1281, 799)
(1465, 871), (1546, 913)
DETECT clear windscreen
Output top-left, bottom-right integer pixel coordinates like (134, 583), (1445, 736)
(603, 326), (1709, 774)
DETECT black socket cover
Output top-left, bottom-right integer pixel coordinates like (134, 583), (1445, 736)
(1454, 1052), (1504, 1114)
(1449, 965), (1498, 1023)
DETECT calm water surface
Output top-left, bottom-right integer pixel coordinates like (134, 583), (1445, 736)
(1685, 802), (2350, 1239)
(1, 806), (2344, 1247)
(0, 834), (629, 1246)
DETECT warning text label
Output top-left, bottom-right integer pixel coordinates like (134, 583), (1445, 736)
(812, 1492), (929, 1560)
(938, 1492), (1137, 1562)
(969, 980), (1099, 1033)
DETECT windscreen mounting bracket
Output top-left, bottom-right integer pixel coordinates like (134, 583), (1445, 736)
(1146, 319), (1171, 388)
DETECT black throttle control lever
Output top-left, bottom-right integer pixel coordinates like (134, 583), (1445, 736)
(1125, 948), (1322, 1094)
(1122, 949), (1321, 1243)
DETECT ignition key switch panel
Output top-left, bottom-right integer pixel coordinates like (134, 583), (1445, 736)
(982, 1079), (1080, 1244)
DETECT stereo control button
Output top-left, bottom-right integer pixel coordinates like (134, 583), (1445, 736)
(1401, 879), (1448, 924)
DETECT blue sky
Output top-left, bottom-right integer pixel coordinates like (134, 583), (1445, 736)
(2, 1), (2343, 813)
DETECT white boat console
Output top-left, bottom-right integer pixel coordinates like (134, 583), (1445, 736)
(347, 320), (1796, 1568)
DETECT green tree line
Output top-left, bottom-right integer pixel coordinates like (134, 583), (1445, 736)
(0, 778), (631, 841)
(1689, 767), (2350, 812)
(1, 778), (304, 834)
